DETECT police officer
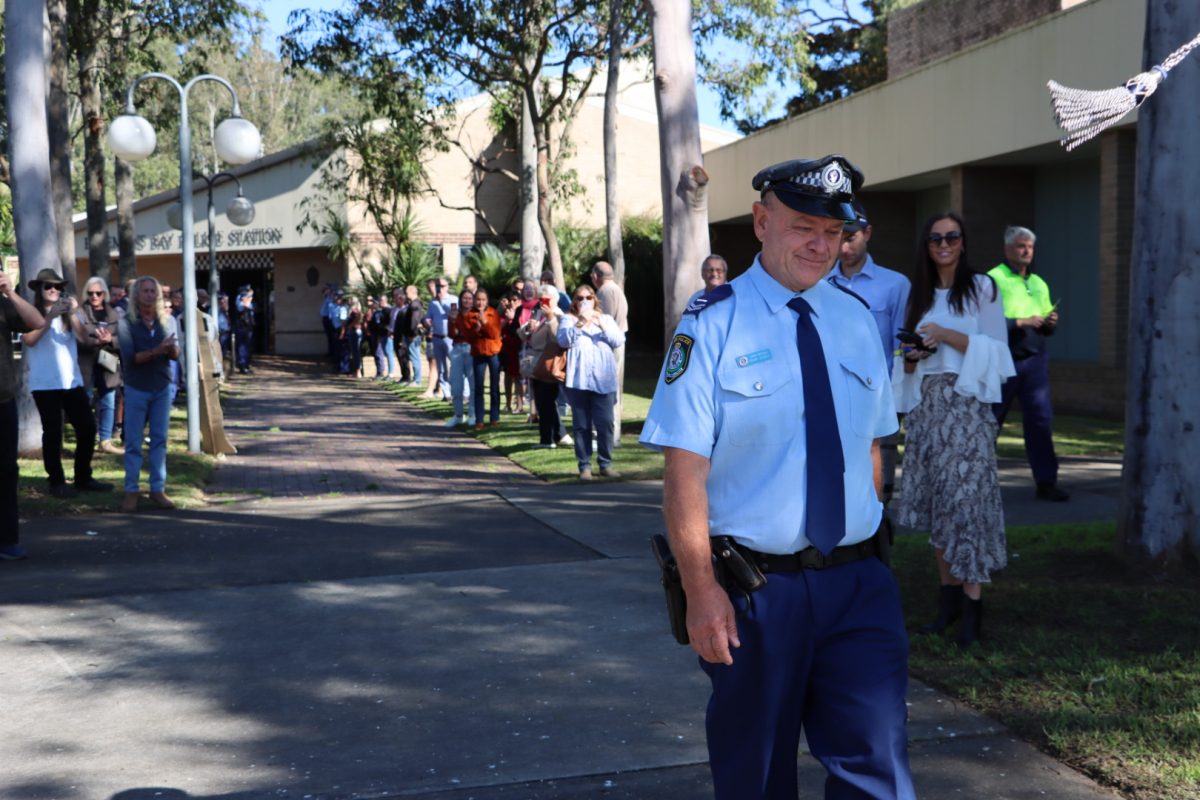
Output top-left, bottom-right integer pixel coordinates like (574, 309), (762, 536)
(640, 155), (914, 800)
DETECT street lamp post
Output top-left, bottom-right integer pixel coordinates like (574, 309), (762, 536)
(167, 173), (256, 358)
(108, 73), (261, 453)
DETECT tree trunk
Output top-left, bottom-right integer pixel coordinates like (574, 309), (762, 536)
(46, 0), (76, 288)
(534, 114), (565, 290)
(115, 157), (137, 282)
(1117, 0), (1200, 573)
(5, 0), (55, 452)
(647, 0), (708, 345)
(78, 26), (109, 284)
(604, 0), (626, 285)
(518, 84), (544, 281)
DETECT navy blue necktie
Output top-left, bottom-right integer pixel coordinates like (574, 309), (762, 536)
(787, 297), (845, 555)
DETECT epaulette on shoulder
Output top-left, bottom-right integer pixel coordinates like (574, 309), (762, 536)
(827, 277), (869, 310)
(683, 284), (734, 316)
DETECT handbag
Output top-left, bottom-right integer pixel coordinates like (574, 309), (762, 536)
(96, 348), (119, 373)
(531, 340), (567, 382)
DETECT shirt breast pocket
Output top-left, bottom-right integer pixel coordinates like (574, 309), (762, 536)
(717, 366), (798, 447)
(839, 357), (887, 438)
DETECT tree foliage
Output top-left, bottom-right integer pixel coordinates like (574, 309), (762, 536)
(778, 0), (920, 121)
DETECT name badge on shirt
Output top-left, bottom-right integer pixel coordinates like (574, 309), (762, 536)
(735, 349), (771, 368)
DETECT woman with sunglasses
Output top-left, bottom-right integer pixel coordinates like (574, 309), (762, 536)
(891, 212), (1015, 647)
(21, 269), (111, 498)
(76, 276), (124, 455)
(556, 285), (625, 480)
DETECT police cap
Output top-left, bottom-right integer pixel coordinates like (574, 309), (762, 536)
(843, 200), (869, 233)
(751, 155), (863, 222)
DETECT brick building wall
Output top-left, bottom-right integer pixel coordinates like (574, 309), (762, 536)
(888, 0), (1063, 79)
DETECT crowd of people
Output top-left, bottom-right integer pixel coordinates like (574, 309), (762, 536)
(0, 268), (264, 560)
(317, 266), (629, 480)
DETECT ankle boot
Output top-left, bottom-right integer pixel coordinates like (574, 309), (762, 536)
(956, 597), (983, 648)
(918, 585), (964, 634)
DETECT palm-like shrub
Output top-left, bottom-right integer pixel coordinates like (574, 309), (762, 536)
(462, 242), (520, 301)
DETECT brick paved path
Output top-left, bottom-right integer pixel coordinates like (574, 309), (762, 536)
(208, 355), (538, 497)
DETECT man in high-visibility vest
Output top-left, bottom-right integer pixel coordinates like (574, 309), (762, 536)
(988, 226), (1069, 502)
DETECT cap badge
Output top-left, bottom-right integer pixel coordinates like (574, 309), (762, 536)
(820, 163), (848, 194)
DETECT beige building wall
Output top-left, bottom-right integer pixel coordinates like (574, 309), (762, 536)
(704, 0), (1143, 220)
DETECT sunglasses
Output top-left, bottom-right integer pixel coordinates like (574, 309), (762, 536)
(43, 284), (65, 292)
(927, 232), (963, 246)
(86, 290), (105, 297)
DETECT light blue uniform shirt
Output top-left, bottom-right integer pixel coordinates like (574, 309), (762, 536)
(321, 296), (335, 320)
(828, 255), (911, 377)
(640, 258), (898, 554)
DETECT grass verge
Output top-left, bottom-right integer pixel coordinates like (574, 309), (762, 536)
(18, 405), (216, 515)
(896, 522), (1200, 800)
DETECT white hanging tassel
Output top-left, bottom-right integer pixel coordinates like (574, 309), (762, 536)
(1048, 31), (1200, 151)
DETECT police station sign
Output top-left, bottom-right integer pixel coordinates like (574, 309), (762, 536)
(110, 227), (285, 253)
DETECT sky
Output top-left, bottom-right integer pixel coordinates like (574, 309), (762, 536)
(254, 0), (749, 134)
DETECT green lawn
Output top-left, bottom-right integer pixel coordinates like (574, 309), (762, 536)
(18, 404), (215, 515)
(895, 523), (1200, 800)
(399, 355), (1125, 483)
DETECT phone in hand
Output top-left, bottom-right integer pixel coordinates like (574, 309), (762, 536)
(897, 329), (937, 353)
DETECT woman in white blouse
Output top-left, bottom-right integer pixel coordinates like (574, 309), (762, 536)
(21, 269), (112, 498)
(892, 212), (1015, 648)
(556, 284), (625, 480)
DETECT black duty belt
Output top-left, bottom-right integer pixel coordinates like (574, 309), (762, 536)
(734, 536), (878, 572)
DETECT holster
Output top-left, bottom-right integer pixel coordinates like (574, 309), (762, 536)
(650, 534), (691, 645)
(649, 534), (768, 646)
(872, 516), (895, 567)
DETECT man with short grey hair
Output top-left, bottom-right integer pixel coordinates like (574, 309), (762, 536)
(688, 255), (729, 305)
(988, 226), (1068, 501)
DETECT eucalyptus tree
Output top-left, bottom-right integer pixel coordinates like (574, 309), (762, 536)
(1119, 0), (1200, 573)
(287, 0), (613, 291)
(4, 0), (57, 449)
(61, 0), (252, 281)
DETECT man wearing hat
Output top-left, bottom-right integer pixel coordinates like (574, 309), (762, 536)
(640, 156), (913, 799)
(829, 200), (911, 503)
(0, 269), (54, 560)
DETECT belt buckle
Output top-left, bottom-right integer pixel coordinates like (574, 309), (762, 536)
(799, 546), (830, 570)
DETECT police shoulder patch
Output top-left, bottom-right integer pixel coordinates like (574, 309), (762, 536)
(664, 334), (695, 384)
(683, 284), (734, 316)
(827, 277), (869, 310)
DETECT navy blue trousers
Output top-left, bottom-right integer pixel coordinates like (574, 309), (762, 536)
(992, 349), (1058, 485)
(236, 329), (254, 371)
(702, 558), (914, 800)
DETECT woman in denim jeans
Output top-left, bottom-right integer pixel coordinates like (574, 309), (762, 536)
(117, 276), (180, 512)
(444, 289), (476, 427)
(76, 276), (124, 455)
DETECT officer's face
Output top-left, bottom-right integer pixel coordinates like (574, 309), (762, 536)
(839, 227), (871, 270)
(753, 194), (844, 292)
(1004, 236), (1035, 272)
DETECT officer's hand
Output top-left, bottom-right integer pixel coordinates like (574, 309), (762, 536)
(686, 580), (740, 665)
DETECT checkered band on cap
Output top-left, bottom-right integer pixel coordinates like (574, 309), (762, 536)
(762, 162), (852, 197)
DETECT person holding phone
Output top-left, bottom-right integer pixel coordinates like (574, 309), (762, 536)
(518, 284), (568, 448)
(21, 269), (112, 499)
(556, 285), (624, 479)
(892, 212), (1015, 647)
(117, 276), (180, 512)
(76, 276), (125, 455)
(988, 226), (1068, 502)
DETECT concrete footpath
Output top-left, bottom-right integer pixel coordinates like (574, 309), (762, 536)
(0, 357), (1124, 800)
